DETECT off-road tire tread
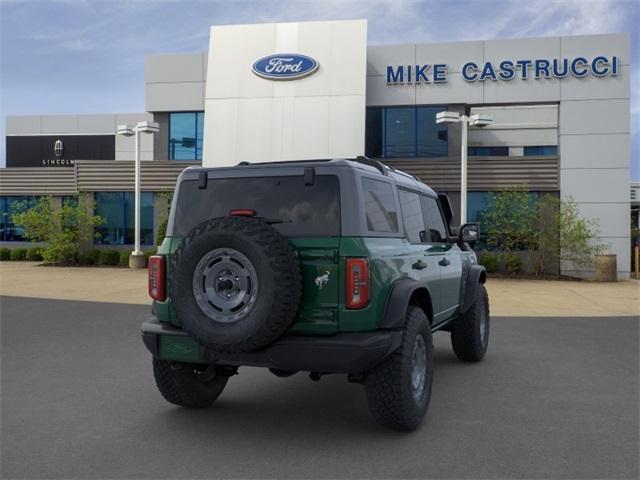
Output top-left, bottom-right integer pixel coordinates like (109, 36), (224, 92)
(169, 216), (302, 353)
(152, 358), (228, 408)
(365, 307), (433, 430)
(451, 283), (489, 362)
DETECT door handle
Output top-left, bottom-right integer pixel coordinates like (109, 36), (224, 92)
(438, 257), (451, 267)
(412, 260), (427, 270)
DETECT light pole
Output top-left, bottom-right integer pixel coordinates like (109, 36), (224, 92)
(116, 121), (159, 268)
(436, 111), (493, 225)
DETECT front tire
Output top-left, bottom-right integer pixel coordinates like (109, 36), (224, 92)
(152, 358), (229, 408)
(451, 283), (490, 362)
(365, 307), (434, 430)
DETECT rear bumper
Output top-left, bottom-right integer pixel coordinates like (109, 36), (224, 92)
(141, 320), (402, 374)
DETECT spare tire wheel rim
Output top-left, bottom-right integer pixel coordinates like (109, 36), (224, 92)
(192, 248), (259, 323)
(411, 334), (427, 402)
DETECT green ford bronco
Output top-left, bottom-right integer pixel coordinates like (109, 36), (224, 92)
(142, 157), (489, 430)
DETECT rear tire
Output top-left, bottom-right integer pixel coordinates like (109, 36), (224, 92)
(365, 307), (433, 430)
(152, 358), (229, 408)
(450, 283), (490, 362)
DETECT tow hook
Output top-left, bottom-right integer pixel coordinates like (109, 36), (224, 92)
(347, 373), (364, 384)
(196, 365), (238, 382)
(195, 365), (218, 382)
(309, 372), (322, 382)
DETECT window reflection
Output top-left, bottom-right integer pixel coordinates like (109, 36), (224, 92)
(365, 106), (448, 159)
(95, 192), (154, 245)
(169, 112), (204, 160)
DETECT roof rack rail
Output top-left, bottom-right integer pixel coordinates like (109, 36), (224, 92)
(354, 156), (387, 175)
(236, 159), (333, 167)
(379, 161), (422, 182)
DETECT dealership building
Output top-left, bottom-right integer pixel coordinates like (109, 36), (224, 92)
(0, 20), (632, 278)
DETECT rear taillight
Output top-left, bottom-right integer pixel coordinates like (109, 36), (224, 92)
(148, 255), (166, 301)
(346, 258), (370, 309)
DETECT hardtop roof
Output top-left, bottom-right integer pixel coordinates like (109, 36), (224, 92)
(183, 158), (437, 197)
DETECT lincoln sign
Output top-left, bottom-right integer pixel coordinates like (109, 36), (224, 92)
(386, 55), (620, 84)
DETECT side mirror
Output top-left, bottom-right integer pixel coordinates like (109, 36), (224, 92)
(458, 223), (479, 248)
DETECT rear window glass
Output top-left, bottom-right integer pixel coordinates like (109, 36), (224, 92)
(362, 177), (398, 233)
(173, 175), (341, 237)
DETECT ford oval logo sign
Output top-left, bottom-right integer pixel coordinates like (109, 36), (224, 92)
(252, 54), (319, 80)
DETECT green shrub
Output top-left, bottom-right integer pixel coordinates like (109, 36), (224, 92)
(11, 195), (103, 265)
(480, 252), (500, 273)
(144, 250), (156, 261)
(79, 249), (101, 266)
(10, 248), (27, 261)
(504, 253), (523, 274)
(119, 251), (130, 267)
(98, 250), (121, 266)
(26, 247), (43, 261)
(0, 248), (10, 261)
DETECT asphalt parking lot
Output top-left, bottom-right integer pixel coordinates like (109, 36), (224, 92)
(1, 295), (638, 479)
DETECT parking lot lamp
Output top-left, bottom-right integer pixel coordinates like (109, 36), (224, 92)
(436, 112), (493, 224)
(116, 121), (159, 268)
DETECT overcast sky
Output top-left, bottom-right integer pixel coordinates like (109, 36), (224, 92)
(1, 0), (638, 178)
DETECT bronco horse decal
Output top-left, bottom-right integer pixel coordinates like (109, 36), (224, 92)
(314, 271), (330, 290)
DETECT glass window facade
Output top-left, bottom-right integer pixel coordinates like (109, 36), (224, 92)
(169, 112), (204, 160)
(468, 146), (509, 156)
(365, 106), (448, 159)
(94, 192), (154, 245)
(524, 146), (558, 156)
(0, 196), (38, 241)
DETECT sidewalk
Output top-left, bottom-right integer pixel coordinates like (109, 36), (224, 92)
(0, 262), (148, 306)
(486, 277), (639, 317)
(0, 262), (638, 317)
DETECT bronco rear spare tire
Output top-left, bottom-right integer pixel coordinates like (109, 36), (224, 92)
(170, 216), (302, 353)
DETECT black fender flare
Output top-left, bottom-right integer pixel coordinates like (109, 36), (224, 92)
(380, 278), (433, 329)
(461, 264), (487, 314)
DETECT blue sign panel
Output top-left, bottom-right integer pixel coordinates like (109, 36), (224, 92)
(386, 55), (619, 84)
(252, 54), (319, 80)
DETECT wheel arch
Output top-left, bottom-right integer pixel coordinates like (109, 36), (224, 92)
(380, 279), (434, 329)
(461, 264), (487, 314)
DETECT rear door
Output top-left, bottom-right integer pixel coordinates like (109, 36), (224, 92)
(398, 189), (441, 316)
(421, 195), (461, 323)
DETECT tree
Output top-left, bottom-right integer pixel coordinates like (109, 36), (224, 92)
(556, 197), (605, 270)
(531, 195), (605, 275)
(481, 187), (535, 251)
(482, 188), (605, 276)
(11, 197), (103, 265)
(530, 194), (560, 275)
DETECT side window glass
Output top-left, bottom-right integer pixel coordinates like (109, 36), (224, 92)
(361, 178), (398, 233)
(421, 196), (447, 243)
(399, 189), (427, 243)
